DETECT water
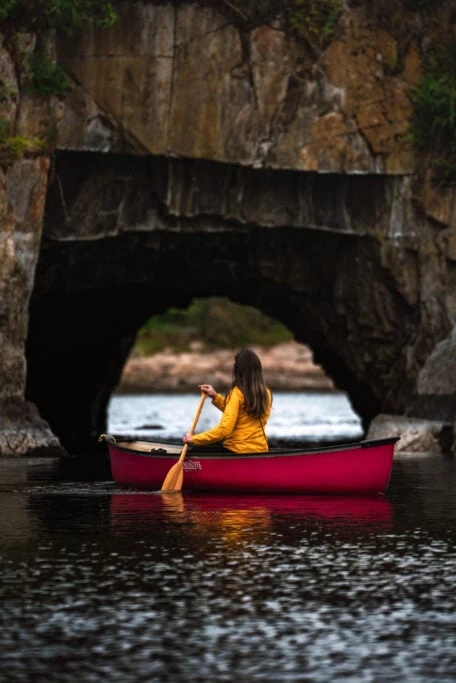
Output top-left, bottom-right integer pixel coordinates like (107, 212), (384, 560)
(108, 391), (364, 445)
(1, 393), (455, 682)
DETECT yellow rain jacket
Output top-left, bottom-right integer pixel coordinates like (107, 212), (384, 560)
(192, 386), (272, 453)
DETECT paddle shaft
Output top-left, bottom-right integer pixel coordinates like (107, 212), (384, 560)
(176, 392), (207, 464)
(160, 392), (207, 491)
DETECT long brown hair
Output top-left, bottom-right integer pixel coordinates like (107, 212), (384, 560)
(231, 348), (269, 418)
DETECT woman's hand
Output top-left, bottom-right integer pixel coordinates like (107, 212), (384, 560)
(183, 432), (194, 444)
(198, 384), (217, 398)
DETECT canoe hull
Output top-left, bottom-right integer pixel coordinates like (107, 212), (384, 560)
(107, 437), (399, 495)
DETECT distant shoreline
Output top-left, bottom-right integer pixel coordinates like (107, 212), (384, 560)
(116, 342), (335, 394)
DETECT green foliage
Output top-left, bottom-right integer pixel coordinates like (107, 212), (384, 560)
(0, 0), (15, 21)
(411, 45), (456, 182)
(0, 0), (118, 32)
(187, 0), (343, 47)
(133, 298), (293, 356)
(288, 0), (343, 48)
(5, 135), (45, 157)
(28, 54), (70, 97)
(411, 73), (456, 146)
(44, 0), (118, 31)
(0, 121), (45, 157)
(0, 117), (9, 138)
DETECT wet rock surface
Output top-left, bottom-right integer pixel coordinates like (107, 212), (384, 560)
(367, 413), (455, 454)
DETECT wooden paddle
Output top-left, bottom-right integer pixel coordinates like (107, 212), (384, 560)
(160, 392), (207, 492)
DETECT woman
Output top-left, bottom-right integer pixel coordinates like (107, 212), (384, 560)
(183, 348), (272, 453)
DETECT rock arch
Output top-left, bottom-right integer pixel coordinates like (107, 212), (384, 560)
(26, 150), (425, 454)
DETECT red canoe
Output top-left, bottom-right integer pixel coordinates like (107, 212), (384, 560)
(101, 436), (399, 496)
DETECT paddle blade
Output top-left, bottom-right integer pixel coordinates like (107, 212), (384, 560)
(160, 393), (206, 492)
(160, 462), (184, 492)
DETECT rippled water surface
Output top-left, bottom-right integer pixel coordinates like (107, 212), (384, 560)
(1, 452), (455, 682)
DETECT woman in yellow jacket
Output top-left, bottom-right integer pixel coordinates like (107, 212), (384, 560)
(183, 348), (272, 454)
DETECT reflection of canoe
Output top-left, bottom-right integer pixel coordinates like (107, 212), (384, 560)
(110, 492), (393, 524)
(102, 436), (399, 496)
(109, 493), (393, 543)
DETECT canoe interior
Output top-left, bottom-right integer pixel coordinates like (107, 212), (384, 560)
(117, 440), (182, 455)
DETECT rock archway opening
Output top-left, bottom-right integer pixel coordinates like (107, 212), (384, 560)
(108, 296), (364, 448)
(114, 296), (334, 394)
(26, 283), (368, 455)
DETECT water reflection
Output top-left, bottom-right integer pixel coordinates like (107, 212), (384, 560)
(110, 492), (393, 540)
(1, 455), (455, 682)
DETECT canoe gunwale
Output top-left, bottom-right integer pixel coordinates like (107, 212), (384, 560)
(109, 436), (400, 460)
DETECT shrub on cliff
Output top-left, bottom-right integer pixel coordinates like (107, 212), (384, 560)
(0, 0), (117, 31)
(134, 298), (293, 355)
(411, 41), (456, 182)
(0, 1), (118, 105)
(287, 0), (343, 49)
(27, 53), (70, 97)
(169, 0), (343, 49)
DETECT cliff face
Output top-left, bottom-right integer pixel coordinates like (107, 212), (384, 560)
(1, 1), (456, 455)
(57, 3), (417, 174)
(0, 33), (62, 456)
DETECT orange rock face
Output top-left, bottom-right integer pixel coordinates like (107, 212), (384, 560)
(58, 3), (417, 174)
